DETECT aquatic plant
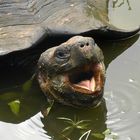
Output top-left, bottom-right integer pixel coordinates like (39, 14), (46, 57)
(57, 116), (91, 133)
(22, 74), (35, 92)
(57, 116), (119, 140)
(8, 99), (20, 116)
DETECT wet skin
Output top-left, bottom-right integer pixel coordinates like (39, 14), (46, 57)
(37, 36), (105, 107)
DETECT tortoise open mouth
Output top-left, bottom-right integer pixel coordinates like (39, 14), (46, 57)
(67, 62), (105, 95)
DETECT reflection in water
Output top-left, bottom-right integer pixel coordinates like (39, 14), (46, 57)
(105, 36), (140, 139)
(0, 112), (51, 140)
(105, 82), (140, 130)
(112, 0), (132, 10)
(96, 34), (139, 67)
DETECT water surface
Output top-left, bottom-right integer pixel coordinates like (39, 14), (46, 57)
(0, 0), (140, 140)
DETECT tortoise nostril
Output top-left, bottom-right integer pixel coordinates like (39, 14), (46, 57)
(80, 42), (89, 48)
(80, 44), (85, 48)
(86, 42), (89, 46)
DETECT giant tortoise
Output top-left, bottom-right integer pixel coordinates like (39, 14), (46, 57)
(0, 0), (139, 107)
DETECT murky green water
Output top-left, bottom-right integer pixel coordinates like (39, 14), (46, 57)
(0, 0), (140, 140)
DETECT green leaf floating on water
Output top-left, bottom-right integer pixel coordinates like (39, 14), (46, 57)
(46, 100), (54, 115)
(92, 129), (118, 140)
(8, 99), (20, 115)
(42, 100), (54, 116)
(22, 79), (33, 92)
(103, 128), (111, 135)
(22, 74), (36, 92)
(103, 129), (118, 140)
(92, 133), (105, 139)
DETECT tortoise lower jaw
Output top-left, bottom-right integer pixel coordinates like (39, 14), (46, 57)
(67, 62), (105, 95)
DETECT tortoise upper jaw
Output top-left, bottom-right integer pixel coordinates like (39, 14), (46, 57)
(67, 62), (105, 95)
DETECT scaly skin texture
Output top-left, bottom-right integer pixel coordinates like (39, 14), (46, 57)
(37, 36), (105, 107)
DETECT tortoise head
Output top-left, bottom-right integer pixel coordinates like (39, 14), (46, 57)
(37, 36), (105, 107)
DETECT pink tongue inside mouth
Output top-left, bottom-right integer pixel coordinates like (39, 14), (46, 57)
(77, 77), (96, 91)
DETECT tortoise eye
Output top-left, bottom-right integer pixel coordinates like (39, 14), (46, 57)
(56, 50), (66, 59)
(55, 48), (70, 59)
(54, 48), (70, 64)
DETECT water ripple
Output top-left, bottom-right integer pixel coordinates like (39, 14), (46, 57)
(105, 81), (140, 139)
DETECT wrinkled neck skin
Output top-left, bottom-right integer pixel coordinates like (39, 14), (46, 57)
(37, 36), (105, 108)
